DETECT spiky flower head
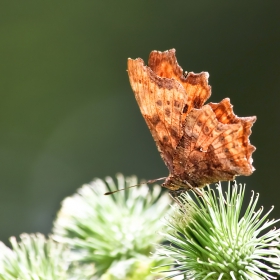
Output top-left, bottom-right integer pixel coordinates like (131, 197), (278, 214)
(100, 255), (174, 280)
(0, 233), (71, 280)
(156, 182), (280, 279)
(52, 173), (171, 277)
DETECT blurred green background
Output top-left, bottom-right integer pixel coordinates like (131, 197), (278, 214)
(0, 1), (279, 244)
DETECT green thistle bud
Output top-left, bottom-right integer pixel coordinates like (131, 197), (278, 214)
(0, 233), (71, 280)
(156, 182), (280, 279)
(53, 174), (172, 278)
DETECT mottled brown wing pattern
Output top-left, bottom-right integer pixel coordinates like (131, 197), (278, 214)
(127, 50), (212, 173)
(148, 49), (211, 113)
(209, 98), (256, 161)
(127, 49), (256, 191)
(127, 57), (187, 171)
(173, 103), (256, 188)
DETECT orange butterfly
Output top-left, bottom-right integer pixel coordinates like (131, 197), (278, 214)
(127, 49), (256, 194)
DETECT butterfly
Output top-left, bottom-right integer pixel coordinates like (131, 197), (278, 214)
(126, 49), (256, 194)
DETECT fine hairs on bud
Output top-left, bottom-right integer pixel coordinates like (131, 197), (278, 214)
(155, 182), (280, 279)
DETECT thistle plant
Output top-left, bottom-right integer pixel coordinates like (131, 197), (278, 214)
(0, 233), (71, 280)
(52, 173), (172, 278)
(156, 182), (280, 279)
(100, 255), (173, 280)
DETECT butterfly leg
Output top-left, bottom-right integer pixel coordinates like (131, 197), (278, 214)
(193, 187), (204, 197)
(181, 181), (204, 197)
(169, 189), (187, 197)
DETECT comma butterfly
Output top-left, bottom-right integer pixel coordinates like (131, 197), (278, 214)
(127, 49), (256, 193)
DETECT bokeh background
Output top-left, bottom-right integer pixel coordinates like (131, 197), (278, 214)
(0, 1), (279, 244)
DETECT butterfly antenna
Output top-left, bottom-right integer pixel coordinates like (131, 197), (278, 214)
(104, 177), (167, 195)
